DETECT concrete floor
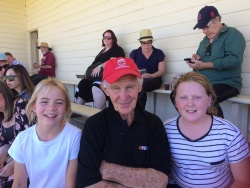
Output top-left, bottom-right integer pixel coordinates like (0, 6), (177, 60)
(69, 113), (87, 130)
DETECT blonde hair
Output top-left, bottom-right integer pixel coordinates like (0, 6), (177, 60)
(26, 78), (72, 123)
(173, 72), (218, 116)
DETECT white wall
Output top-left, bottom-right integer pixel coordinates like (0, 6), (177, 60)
(0, 0), (28, 68)
(0, 0), (249, 138)
(25, 0), (250, 95)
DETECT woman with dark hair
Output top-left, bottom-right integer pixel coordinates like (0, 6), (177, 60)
(75, 29), (125, 109)
(0, 81), (30, 188)
(4, 65), (34, 99)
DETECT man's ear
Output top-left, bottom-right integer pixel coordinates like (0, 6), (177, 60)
(100, 83), (110, 97)
(138, 83), (142, 93)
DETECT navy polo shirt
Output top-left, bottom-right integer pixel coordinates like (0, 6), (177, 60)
(130, 46), (165, 75)
(77, 103), (171, 187)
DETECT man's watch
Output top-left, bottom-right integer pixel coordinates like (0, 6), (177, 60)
(99, 65), (103, 70)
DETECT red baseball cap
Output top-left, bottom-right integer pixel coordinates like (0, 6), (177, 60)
(102, 57), (141, 84)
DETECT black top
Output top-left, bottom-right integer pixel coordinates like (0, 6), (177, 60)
(92, 45), (125, 65)
(77, 103), (171, 187)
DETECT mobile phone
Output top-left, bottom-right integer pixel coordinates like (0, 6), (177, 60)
(184, 58), (194, 63)
(140, 69), (147, 75)
(184, 58), (194, 64)
(76, 74), (84, 79)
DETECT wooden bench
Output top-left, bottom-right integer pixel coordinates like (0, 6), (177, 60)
(71, 102), (101, 118)
(148, 88), (250, 139)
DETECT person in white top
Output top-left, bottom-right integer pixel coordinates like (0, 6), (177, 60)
(8, 78), (81, 188)
(164, 72), (250, 188)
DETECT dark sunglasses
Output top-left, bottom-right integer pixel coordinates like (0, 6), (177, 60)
(0, 64), (9, 71)
(103, 36), (112, 40)
(205, 43), (211, 56)
(3, 75), (18, 81)
(140, 41), (152, 45)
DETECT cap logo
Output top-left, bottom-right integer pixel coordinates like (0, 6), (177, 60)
(210, 11), (215, 17)
(197, 13), (201, 21)
(115, 58), (129, 69)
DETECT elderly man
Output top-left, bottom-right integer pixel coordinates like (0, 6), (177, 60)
(188, 6), (246, 117)
(4, 52), (25, 66)
(77, 57), (171, 188)
(31, 42), (55, 85)
(0, 53), (9, 79)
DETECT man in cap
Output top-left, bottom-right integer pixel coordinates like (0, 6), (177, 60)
(31, 42), (55, 85)
(187, 6), (246, 117)
(130, 29), (166, 109)
(4, 52), (25, 67)
(0, 53), (9, 79)
(77, 57), (171, 188)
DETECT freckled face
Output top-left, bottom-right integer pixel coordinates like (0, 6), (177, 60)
(175, 81), (211, 123)
(33, 86), (66, 127)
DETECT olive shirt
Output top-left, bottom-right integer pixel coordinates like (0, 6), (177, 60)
(195, 24), (246, 92)
(77, 103), (171, 187)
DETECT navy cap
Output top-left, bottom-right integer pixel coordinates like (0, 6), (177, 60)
(193, 6), (220, 29)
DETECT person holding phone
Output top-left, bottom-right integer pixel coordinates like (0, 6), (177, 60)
(130, 29), (166, 109)
(31, 42), (55, 86)
(182, 6), (246, 118)
(188, 6), (246, 117)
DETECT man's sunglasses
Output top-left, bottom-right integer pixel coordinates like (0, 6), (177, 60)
(205, 43), (211, 56)
(103, 36), (112, 40)
(3, 75), (18, 81)
(0, 64), (9, 71)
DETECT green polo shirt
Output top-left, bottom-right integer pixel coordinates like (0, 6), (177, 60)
(195, 24), (246, 92)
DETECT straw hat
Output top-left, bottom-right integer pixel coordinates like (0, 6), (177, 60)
(36, 42), (52, 51)
(138, 29), (155, 42)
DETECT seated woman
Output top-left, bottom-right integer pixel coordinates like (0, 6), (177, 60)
(130, 29), (166, 109)
(75, 29), (125, 109)
(4, 64), (34, 99)
(164, 72), (250, 188)
(0, 81), (31, 188)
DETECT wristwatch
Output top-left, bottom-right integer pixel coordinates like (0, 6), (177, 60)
(99, 65), (103, 70)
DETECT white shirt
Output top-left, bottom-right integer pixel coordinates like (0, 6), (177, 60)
(9, 122), (81, 188)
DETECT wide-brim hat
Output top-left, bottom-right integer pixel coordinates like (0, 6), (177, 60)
(102, 57), (141, 84)
(36, 42), (52, 51)
(193, 6), (220, 29)
(138, 29), (155, 42)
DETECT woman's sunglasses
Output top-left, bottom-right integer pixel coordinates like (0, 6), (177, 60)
(0, 64), (9, 71)
(103, 36), (112, 40)
(3, 75), (18, 81)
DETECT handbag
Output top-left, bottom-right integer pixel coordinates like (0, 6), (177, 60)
(85, 61), (103, 82)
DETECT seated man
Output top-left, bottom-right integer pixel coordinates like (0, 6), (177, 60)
(31, 42), (55, 85)
(130, 29), (166, 109)
(77, 57), (171, 188)
(4, 52), (25, 67)
(0, 53), (9, 79)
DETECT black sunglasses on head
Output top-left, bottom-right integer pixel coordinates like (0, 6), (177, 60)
(205, 43), (211, 56)
(3, 75), (17, 81)
(0, 64), (9, 71)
